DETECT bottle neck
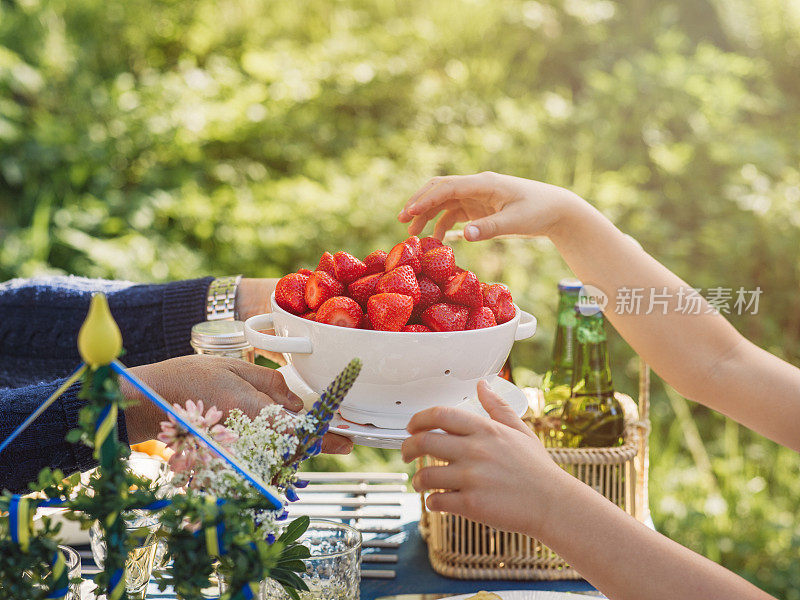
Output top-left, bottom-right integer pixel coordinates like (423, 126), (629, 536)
(571, 338), (614, 396)
(551, 291), (580, 369)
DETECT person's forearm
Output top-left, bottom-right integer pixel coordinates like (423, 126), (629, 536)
(549, 197), (741, 397)
(533, 471), (774, 600)
(0, 276), (213, 384)
(547, 197), (800, 448)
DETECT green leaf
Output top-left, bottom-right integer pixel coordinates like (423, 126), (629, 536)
(270, 567), (308, 591)
(254, 356), (282, 369)
(278, 544), (311, 561)
(276, 559), (306, 572)
(278, 516), (309, 545)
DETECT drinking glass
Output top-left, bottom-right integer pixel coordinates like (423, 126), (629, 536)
(23, 545), (82, 600)
(259, 520), (362, 600)
(89, 511), (160, 600)
(59, 545), (82, 600)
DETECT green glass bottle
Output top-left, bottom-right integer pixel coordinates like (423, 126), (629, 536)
(541, 279), (583, 419)
(561, 304), (624, 447)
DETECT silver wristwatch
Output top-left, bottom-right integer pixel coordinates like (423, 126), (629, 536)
(206, 275), (242, 321)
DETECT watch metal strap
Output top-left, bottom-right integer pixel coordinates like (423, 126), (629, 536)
(206, 275), (242, 321)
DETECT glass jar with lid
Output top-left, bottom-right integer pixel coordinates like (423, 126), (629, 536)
(190, 320), (255, 363)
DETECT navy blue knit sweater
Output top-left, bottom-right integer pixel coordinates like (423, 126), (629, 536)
(0, 276), (213, 492)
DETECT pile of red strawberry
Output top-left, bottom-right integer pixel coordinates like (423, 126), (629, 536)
(274, 236), (515, 332)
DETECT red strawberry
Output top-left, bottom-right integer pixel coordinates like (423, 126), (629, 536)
(298, 268), (314, 276)
(302, 311), (316, 320)
(275, 273), (309, 315)
(402, 324), (431, 333)
(420, 236), (444, 254)
(385, 241), (421, 273)
(493, 297), (516, 324)
(363, 250), (387, 275)
(420, 246), (456, 284)
(316, 296), (363, 328)
(333, 251), (367, 284)
(359, 313), (372, 329)
(443, 270), (483, 308)
(483, 283), (512, 307)
(376, 265), (421, 304)
(316, 252), (336, 274)
(405, 236), (422, 257)
(348, 273), (381, 306)
(421, 303), (469, 332)
(305, 271), (344, 310)
(367, 293), (414, 331)
(416, 275), (441, 311)
(467, 306), (497, 329)
(483, 283), (515, 323)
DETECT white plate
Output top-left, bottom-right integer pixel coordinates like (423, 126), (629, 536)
(445, 592), (601, 600)
(278, 365), (530, 449)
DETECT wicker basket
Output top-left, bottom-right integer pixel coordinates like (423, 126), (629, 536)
(418, 360), (651, 580)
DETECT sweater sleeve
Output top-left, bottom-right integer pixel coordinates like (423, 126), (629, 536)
(0, 378), (128, 493)
(0, 276), (214, 387)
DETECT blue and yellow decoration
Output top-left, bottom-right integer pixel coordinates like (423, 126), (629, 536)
(0, 293), (350, 599)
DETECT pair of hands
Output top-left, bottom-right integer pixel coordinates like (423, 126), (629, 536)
(125, 172), (579, 470)
(397, 172), (587, 537)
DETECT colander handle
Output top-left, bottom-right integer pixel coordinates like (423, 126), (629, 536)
(515, 309), (537, 341)
(244, 314), (313, 354)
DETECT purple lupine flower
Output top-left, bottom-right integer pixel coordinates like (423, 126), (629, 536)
(286, 358), (362, 466)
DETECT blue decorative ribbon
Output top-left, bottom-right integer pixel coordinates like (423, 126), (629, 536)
(241, 582), (260, 599)
(142, 498), (171, 511)
(9, 495), (30, 552)
(203, 495), (227, 557)
(108, 567), (126, 600)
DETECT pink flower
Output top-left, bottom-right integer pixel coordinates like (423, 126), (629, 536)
(168, 448), (195, 473)
(157, 400), (238, 481)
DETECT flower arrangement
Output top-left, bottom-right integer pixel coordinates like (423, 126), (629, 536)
(157, 358), (363, 544)
(0, 295), (362, 600)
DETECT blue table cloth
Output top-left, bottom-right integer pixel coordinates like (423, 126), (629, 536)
(359, 520), (596, 600)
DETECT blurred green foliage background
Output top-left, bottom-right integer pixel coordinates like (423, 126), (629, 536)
(1, 0), (799, 595)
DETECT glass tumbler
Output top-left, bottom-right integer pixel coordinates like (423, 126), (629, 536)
(90, 512), (160, 600)
(24, 545), (82, 599)
(59, 545), (82, 600)
(260, 520), (362, 600)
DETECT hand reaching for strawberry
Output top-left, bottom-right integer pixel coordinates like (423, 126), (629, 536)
(398, 171), (582, 241)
